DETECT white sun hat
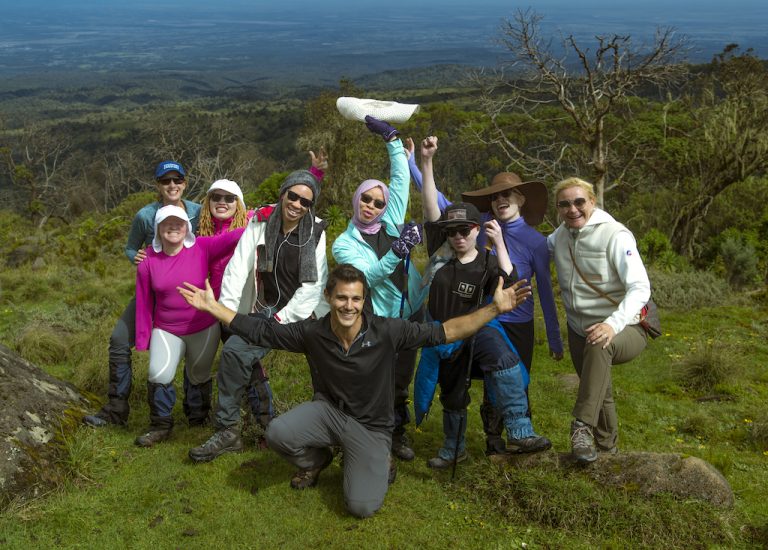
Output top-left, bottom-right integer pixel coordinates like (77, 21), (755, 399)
(208, 179), (245, 208)
(336, 97), (420, 123)
(152, 205), (196, 252)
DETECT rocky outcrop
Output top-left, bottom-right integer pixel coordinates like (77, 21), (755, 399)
(492, 450), (734, 508)
(0, 343), (90, 506)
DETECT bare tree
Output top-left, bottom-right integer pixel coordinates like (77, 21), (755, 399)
(140, 113), (263, 200)
(0, 123), (72, 226)
(475, 9), (688, 206)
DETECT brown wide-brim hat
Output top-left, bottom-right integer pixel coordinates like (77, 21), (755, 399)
(461, 172), (548, 226)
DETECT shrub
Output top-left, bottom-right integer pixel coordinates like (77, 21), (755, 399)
(638, 228), (673, 265)
(15, 323), (70, 366)
(676, 340), (735, 393)
(748, 414), (768, 451)
(246, 171), (287, 207)
(648, 267), (730, 309)
(717, 230), (760, 289)
(679, 410), (718, 439)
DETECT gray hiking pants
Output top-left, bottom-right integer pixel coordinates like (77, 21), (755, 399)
(265, 400), (391, 518)
(214, 334), (271, 428)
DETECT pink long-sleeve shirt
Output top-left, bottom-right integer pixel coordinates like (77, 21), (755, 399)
(135, 228), (245, 351)
(208, 210), (256, 299)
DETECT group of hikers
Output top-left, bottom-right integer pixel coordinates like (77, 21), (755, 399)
(82, 115), (652, 518)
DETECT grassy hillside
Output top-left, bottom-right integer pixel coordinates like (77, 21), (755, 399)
(0, 202), (766, 548)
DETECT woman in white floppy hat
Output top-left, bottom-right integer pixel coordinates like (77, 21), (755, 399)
(132, 205), (246, 447)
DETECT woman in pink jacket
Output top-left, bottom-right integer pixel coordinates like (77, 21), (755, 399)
(134, 205), (245, 447)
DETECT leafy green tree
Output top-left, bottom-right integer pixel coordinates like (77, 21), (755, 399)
(669, 46), (768, 257)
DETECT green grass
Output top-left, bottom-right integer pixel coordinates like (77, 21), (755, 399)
(1, 252), (767, 548)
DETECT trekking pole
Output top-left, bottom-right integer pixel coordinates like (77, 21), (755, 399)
(399, 251), (411, 319)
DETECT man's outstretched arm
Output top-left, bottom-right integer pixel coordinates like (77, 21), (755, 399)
(442, 277), (531, 343)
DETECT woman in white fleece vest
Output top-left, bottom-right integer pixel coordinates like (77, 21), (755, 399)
(547, 177), (651, 464)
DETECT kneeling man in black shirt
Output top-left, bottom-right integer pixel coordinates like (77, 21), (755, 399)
(178, 263), (530, 518)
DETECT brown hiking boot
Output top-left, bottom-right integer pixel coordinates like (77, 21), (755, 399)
(135, 427), (172, 447)
(290, 448), (333, 490)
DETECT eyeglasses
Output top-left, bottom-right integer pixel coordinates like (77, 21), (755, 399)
(490, 189), (517, 202)
(158, 176), (185, 185)
(210, 193), (237, 204)
(445, 226), (474, 238)
(360, 193), (386, 210)
(286, 190), (314, 208)
(556, 197), (588, 209)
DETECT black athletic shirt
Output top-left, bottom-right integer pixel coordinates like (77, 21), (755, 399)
(229, 313), (445, 433)
(260, 231), (302, 312)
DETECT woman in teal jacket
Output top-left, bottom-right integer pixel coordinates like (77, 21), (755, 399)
(332, 116), (426, 461)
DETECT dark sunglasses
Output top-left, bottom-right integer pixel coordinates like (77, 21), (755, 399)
(360, 193), (386, 210)
(445, 225), (474, 238)
(210, 193), (237, 204)
(158, 176), (185, 185)
(557, 197), (588, 209)
(286, 189), (314, 208)
(490, 189), (517, 202)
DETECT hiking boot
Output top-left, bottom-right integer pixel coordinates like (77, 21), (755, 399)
(82, 414), (109, 428)
(388, 455), (397, 485)
(507, 435), (552, 454)
(290, 448), (333, 490)
(570, 419), (597, 463)
(427, 451), (468, 470)
(188, 427), (243, 463)
(391, 434), (415, 461)
(484, 436), (508, 457)
(135, 427), (172, 447)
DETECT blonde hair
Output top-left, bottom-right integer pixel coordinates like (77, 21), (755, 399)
(553, 177), (596, 202)
(197, 195), (248, 236)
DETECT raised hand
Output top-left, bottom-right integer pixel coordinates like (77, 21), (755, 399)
(420, 135), (438, 159)
(391, 222), (422, 259)
(404, 137), (415, 159)
(365, 115), (399, 141)
(309, 147), (328, 171)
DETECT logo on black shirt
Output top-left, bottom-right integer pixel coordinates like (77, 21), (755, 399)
(361, 340), (373, 348)
(455, 282), (476, 299)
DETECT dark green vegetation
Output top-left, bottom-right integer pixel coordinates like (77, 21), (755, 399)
(0, 46), (767, 547)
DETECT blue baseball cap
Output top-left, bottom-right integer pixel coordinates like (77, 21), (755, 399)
(154, 160), (186, 179)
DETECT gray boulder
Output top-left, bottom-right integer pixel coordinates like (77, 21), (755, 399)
(493, 450), (734, 508)
(0, 343), (90, 506)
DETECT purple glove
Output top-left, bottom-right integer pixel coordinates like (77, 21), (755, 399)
(365, 115), (399, 141)
(391, 223), (422, 259)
